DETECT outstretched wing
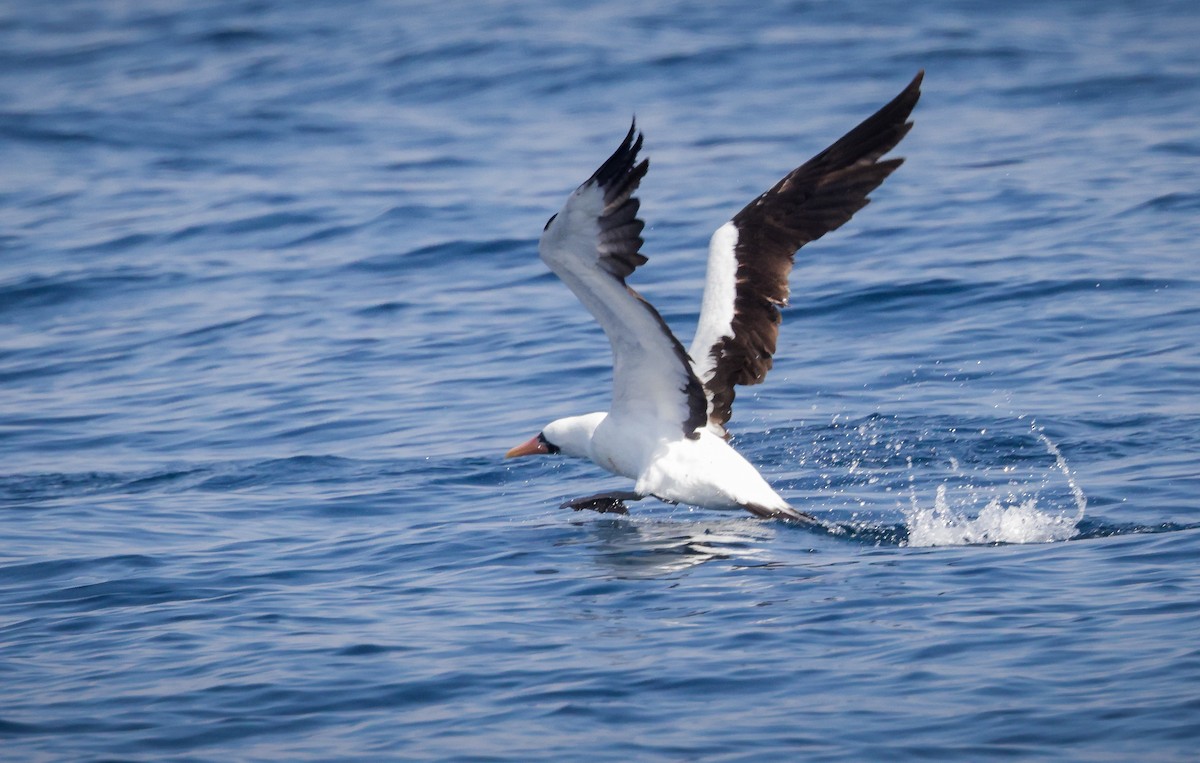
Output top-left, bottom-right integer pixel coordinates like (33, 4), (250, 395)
(689, 71), (923, 437)
(539, 122), (707, 439)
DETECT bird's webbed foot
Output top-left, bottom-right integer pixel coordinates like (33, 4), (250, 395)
(560, 490), (644, 515)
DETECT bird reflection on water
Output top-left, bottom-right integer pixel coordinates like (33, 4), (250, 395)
(563, 514), (784, 578)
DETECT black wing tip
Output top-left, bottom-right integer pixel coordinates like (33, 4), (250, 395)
(591, 122), (652, 280)
(884, 70), (924, 133)
(845, 69), (924, 158)
(624, 115), (638, 145)
(809, 69), (924, 170)
(888, 70), (924, 111)
(906, 69), (925, 96)
(738, 70), (924, 217)
(591, 120), (648, 194)
(892, 69), (924, 126)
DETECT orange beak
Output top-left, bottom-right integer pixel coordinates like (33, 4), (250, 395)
(505, 434), (550, 459)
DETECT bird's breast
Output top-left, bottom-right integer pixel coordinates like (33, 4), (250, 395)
(588, 414), (660, 481)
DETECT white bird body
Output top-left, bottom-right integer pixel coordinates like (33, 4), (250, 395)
(542, 411), (791, 512)
(627, 428), (790, 512)
(507, 73), (923, 521)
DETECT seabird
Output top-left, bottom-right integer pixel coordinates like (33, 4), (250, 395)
(507, 72), (923, 520)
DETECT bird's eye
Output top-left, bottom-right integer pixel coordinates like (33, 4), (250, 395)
(538, 432), (561, 454)
(543, 213), (558, 231)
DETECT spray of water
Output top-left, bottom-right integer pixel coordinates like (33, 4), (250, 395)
(902, 425), (1086, 547)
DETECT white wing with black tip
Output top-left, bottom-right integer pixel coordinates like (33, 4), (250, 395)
(539, 123), (708, 439)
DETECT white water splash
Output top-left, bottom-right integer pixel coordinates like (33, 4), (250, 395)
(903, 429), (1087, 547)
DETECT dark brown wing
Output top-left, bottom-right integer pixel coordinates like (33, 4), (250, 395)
(690, 71), (923, 435)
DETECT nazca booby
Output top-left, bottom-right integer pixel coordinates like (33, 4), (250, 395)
(507, 72), (922, 520)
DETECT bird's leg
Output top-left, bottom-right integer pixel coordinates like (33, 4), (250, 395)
(560, 490), (644, 515)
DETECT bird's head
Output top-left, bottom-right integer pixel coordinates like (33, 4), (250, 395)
(505, 413), (604, 460)
(504, 430), (560, 459)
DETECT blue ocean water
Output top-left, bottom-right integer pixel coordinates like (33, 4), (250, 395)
(3, 0), (1199, 759)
